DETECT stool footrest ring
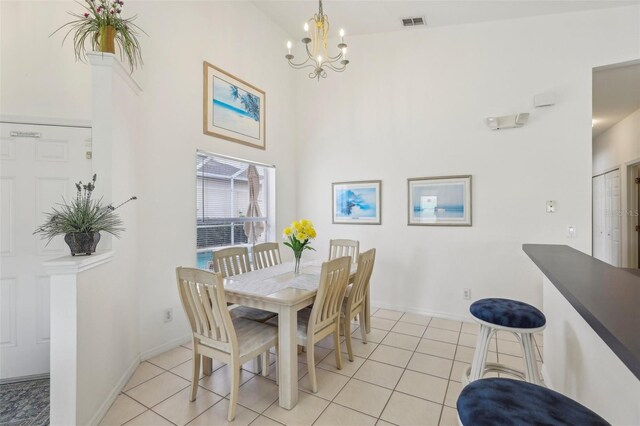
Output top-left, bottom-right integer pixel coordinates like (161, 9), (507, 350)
(463, 362), (535, 386)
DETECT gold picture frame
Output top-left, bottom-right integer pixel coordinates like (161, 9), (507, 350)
(203, 61), (266, 150)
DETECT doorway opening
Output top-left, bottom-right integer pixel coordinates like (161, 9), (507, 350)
(592, 59), (640, 268)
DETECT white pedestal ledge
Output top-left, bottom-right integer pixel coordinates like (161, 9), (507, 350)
(43, 251), (114, 426)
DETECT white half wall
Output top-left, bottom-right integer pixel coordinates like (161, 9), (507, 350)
(294, 6), (640, 319)
(542, 277), (640, 424)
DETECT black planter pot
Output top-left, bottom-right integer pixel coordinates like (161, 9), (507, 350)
(64, 232), (101, 256)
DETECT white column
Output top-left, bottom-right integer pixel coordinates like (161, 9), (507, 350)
(44, 251), (114, 426)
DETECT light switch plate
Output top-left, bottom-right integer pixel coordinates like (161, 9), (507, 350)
(567, 225), (576, 238)
(546, 201), (556, 213)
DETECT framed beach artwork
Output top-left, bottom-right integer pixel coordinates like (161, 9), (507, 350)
(332, 180), (382, 225)
(408, 175), (472, 226)
(203, 61), (266, 150)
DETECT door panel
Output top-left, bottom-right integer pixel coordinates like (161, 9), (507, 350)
(0, 122), (91, 380)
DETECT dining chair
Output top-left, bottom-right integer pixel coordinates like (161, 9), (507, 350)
(329, 239), (360, 264)
(253, 242), (282, 270)
(212, 247), (251, 277)
(269, 256), (351, 393)
(213, 247), (277, 323)
(176, 267), (277, 421)
(341, 248), (376, 361)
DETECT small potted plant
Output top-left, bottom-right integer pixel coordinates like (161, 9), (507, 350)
(34, 174), (136, 256)
(52, 0), (145, 71)
(283, 219), (317, 274)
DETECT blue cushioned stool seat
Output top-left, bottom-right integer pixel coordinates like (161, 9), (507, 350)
(470, 298), (546, 329)
(457, 378), (610, 426)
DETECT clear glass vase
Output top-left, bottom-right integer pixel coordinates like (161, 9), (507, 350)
(293, 253), (302, 275)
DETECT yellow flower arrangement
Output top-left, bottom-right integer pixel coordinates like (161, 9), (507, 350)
(283, 219), (317, 273)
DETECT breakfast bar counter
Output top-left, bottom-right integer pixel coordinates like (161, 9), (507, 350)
(523, 244), (640, 425)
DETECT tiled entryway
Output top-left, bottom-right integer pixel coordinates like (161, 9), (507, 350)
(100, 308), (543, 425)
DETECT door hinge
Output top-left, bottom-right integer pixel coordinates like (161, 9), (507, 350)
(636, 225), (640, 232)
(635, 177), (640, 184)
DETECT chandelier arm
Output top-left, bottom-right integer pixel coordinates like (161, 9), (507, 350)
(287, 57), (314, 68)
(288, 62), (318, 71)
(324, 62), (347, 72)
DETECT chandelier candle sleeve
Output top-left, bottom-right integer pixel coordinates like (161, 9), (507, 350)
(285, 0), (350, 80)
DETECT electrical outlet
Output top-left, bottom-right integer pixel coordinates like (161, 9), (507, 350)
(463, 288), (471, 300)
(164, 308), (173, 323)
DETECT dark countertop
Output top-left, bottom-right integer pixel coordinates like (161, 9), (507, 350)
(523, 244), (640, 380)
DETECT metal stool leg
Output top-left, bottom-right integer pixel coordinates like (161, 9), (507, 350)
(521, 333), (541, 385)
(468, 324), (493, 382)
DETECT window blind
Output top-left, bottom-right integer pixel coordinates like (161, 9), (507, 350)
(196, 153), (271, 250)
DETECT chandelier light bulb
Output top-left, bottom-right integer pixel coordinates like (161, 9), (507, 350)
(317, 55), (323, 63)
(342, 47), (347, 58)
(304, 22), (309, 32)
(339, 28), (345, 40)
(287, 41), (292, 54)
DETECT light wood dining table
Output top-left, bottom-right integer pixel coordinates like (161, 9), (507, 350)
(214, 260), (359, 410)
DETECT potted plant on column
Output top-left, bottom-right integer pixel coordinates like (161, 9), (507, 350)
(52, 0), (145, 71)
(34, 174), (136, 256)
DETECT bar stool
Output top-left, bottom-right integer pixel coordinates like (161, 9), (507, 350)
(463, 298), (545, 385)
(457, 378), (610, 426)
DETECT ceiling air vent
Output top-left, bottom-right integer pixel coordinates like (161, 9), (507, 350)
(402, 16), (426, 27)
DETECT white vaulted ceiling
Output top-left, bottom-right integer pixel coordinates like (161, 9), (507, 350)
(593, 61), (640, 139)
(252, 0), (639, 37)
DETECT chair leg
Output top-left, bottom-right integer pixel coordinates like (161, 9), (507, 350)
(275, 345), (279, 385)
(334, 323), (343, 370)
(190, 349), (200, 402)
(202, 355), (213, 376)
(262, 352), (269, 377)
(359, 311), (367, 344)
(344, 320), (354, 362)
(228, 357), (240, 422)
(306, 342), (317, 393)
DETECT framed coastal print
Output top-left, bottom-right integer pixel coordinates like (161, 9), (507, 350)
(203, 61), (266, 150)
(408, 175), (472, 226)
(332, 180), (382, 225)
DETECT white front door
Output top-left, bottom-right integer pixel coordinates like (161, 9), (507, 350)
(1, 122), (92, 381)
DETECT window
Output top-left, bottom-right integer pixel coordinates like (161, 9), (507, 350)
(196, 152), (275, 269)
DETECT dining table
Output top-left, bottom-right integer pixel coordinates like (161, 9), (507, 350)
(212, 259), (360, 410)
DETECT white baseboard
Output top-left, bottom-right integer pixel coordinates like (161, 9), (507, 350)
(140, 334), (191, 361)
(371, 301), (472, 323)
(88, 354), (140, 426)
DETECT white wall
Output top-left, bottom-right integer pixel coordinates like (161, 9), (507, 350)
(294, 6), (640, 319)
(125, 1), (298, 357)
(593, 108), (640, 175)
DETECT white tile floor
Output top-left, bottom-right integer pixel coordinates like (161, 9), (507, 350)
(100, 308), (543, 426)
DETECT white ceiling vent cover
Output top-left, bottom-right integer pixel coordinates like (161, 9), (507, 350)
(402, 16), (426, 27)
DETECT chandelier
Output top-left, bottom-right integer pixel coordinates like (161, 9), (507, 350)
(285, 0), (349, 80)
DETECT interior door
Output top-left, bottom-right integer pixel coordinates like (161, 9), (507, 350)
(606, 169), (622, 267)
(0, 122), (92, 381)
(593, 175), (605, 261)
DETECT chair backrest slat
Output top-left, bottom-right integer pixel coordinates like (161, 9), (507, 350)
(213, 247), (250, 278)
(310, 257), (351, 334)
(253, 242), (282, 270)
(329, 239), (360, 264)
(176, 267), (236, 348)
(345, 249), (376, 316)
